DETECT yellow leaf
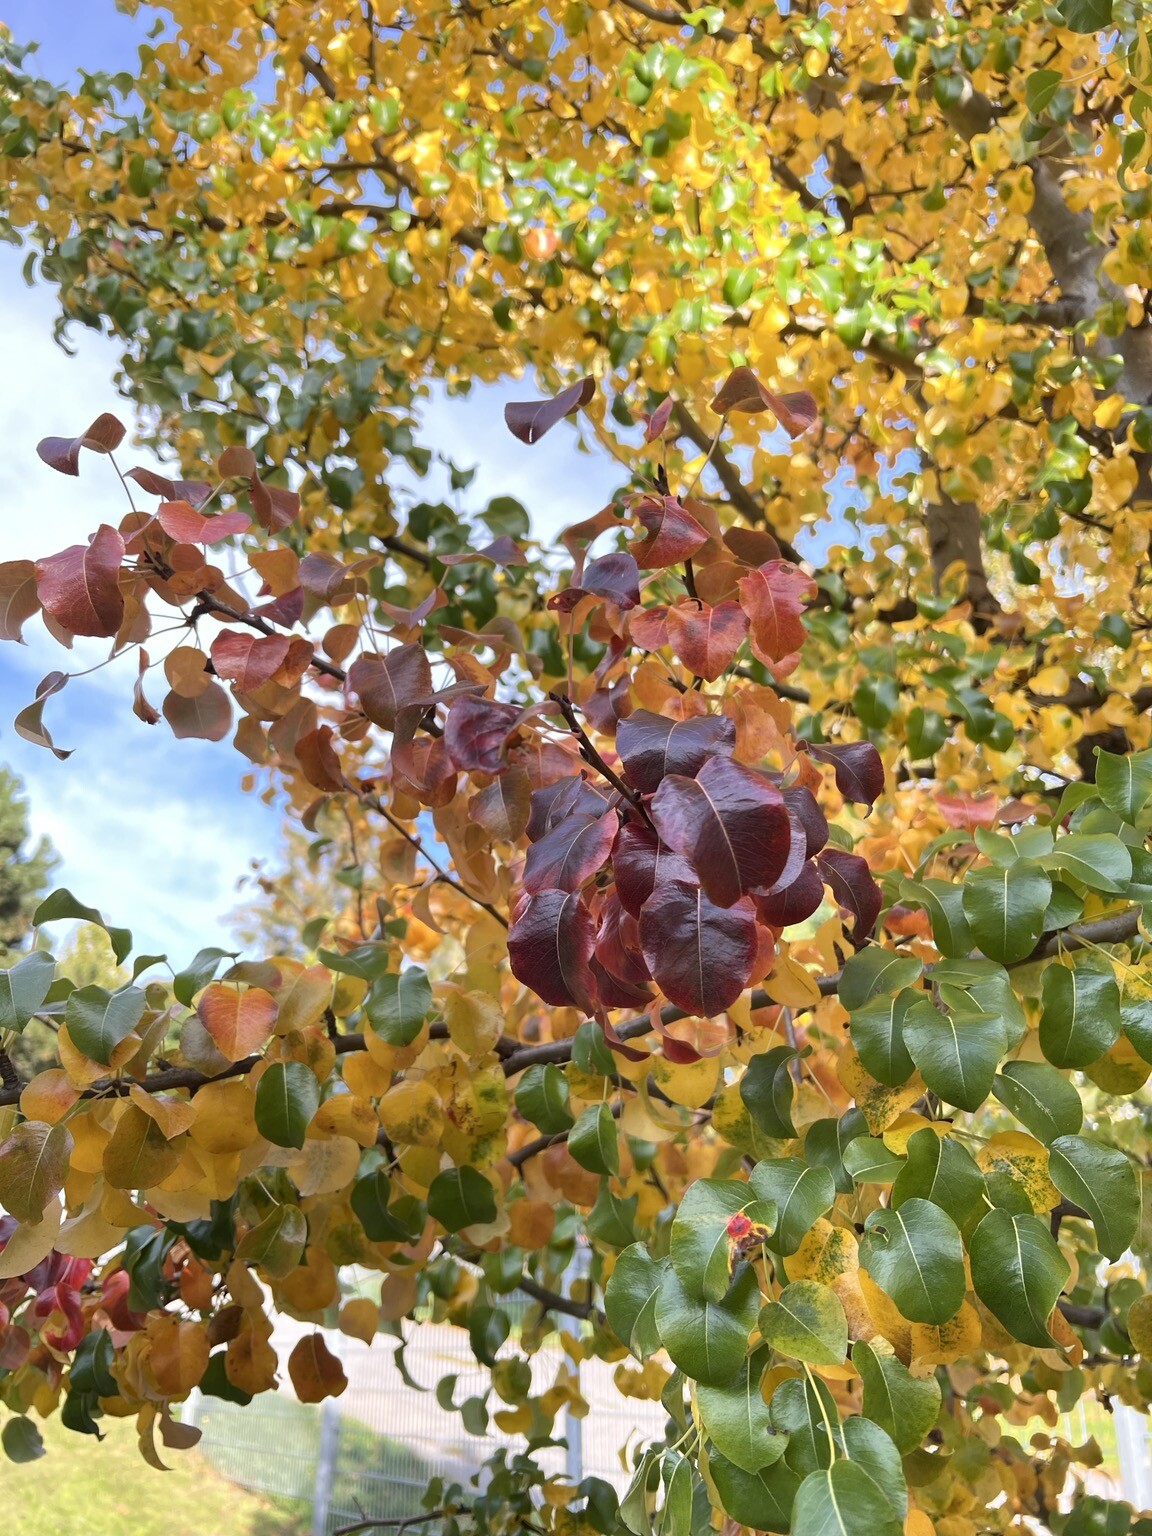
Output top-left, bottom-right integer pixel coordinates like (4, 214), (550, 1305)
(289, 1134), (361, 1196)
(339, 1298), (380, 1344)
(651, 1053), (720, 1109)
(103, 1103), (184, 1190)
(149, 1316), (210, 1398)
(188, 1080), (259, 1154)
(977, 1132), (1060, 1214)
(763, 953), (822, 1007)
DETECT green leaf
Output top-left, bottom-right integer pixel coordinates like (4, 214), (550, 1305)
(993, 1061), (1083, 1142)
(931, 958), (1026, 1046)
(708, 1451), (800, 1533)
(1025, 69), (1064, 115)
(514, 1063), (573, 1135)
(233, 1202), (307, 1279)
(587, 1183), (638, 1248)
(254, 1061), (320, 1149)
(841, 1418), (907, 1520)
(0, 1120), (73, 1224)
(569, 1102), (620, 1175)
(961, 862), (1051, 964)
(902, 1003), (1008, 1112)
(70, 1330), (117, 1397)
(0, 950), (55, 1034)
(1095, 746), (1152, 824)
(853, 1338), (941, 1453)
(771, 1374), (841, 1475)
(34, 888), (132, 965)
(740, 1045), (798, 1137)
(364, 967), (433, 1045)
(792, 1461), (902, 1536)
(350, 1170), (421, 1243)
(1048, 1135), (1138, 1260)
(173, 946), (235, 1007)
(750, 1158), (835, 1257)
(904, 878), (971, 958)
(428, 1166), (497, 1232)
(2, 1417), (45, 1464)
(65, 984), (147, 1066)
(759, 1281), (847, 1366)
(1039, 957), (1121, 1069)
(670, 1178), (775, 1303)
(859, 1198), (965, 1324)
(841, 1137), (904, 1185)
(654, 1263), (759, 1387)
(969, 1208), (1070, 1347)
(605, 1243), (667, 1360)
(1043, 834), (1132, 894)
(696, 1349), (784, 1473)
(848, 989), (926, 1086)
(1056, 0), (1112, 32)
(891, 1127), (985, 1226)
(838, 948), (923, 1011)
(803, 1109), (867, 1194)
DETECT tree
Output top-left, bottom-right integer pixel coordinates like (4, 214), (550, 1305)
(0, 2), (1149, 1534)
(0, 766), (56, 964)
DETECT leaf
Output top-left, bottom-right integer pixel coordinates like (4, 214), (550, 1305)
(523, 811), (618, 894)
(163, 681), (233, 741)
(817, 849), (883, 943)
(156, 500), (250, 544)
(504, 375), (595, 443)
(841, 1137), (904, 1184)
(839, 948), (923, 1012)
(235, 1202), (307, 1278)
(890, 1127), (985, 1226)
(858, 1198), (965, 1324)
(0, 560), (40, 641)
(848, 989), (926, 1087)
(210, 630), (294, 693)
(710, 367), (819, 437)
(348, 646), (434, 731)
(288, 1334), (348, 1404)
(1025, 68), (1064, 115)
(853, 1338), (941, 1453)
(1056, 0), (1112, 30)
(808, 741), (885, 810)
(127, 466), (212, 505)
(670, 1177), (775, 1302)
(0, 950), (55, 1034)
(364, 968), (433, 1045)
(103, 1102), (183, 1189)
(255, 1061), (321, 1149)
(515, 1064), (574, 1135)
(1043, 834), (1132, 894)
(738, 559), (816, 667)
(632, 496), (708, 568)
(66, 985), (146, 1065)
(444, 695), (523, 773)
(993, 1061), (1083, 1143)
(616, 709), (737, 795)
(740, 1045), (799, 1138)
(605, 1243), (667, 1360)
(569, 1103), (620, 1176)
(427, 1166), (498, 1231)
(638, 880), (758, 1016)
(350, 1171), (421, 1243)
(15, 671), (72, 759)
(968, 1208), (1069, 1347)
(35, 524), (125, 637)
(696, 1349), (786, 1474)
(35, 888), (132, 964)
(750, 1158), (836, 1257)
(0, 1121), (73, 1223)
(1039, 957), (1121, 1069)
(654, 1262), (760, 1386)
(902, 1003), (1008, 1112)
(666, 601), (749, 681)
(961, 862), (1051, 964)
(1094, 746), (1152, 825)
(650, 755), (792, 906)
(2, 1417), (45, 1464)
(1048, 1134), (1138, 1260)
(708, 1450), (800, 1531)
(36, 411), (125, 474)
(507, 889), (596, 1009)
(792, 1461), (902, 1536)
(759, 1280), (847, 1366)
(196, 983), (278, 1061)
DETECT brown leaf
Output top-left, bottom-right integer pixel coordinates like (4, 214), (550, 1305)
(14, 672), (72, 759)
(288, 1333), (348, 1404)
(163, 681), (232, 741)
(211, 630), (292, 692)
(36, 524), (125, 637)
(348, 645), (433, 730)
(710, 367), (819, 437)
(0, 560), (40, 642)
(36, 412), (125, 475)
(504, 376), (595, 444)
(126, 466), (212, 507)
(197, 983), (278, 1061)
(132, 649), (160, 725)
(297, 725), (347, 792)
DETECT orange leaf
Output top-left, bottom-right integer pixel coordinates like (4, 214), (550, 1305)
(197, 983), (278, 1061)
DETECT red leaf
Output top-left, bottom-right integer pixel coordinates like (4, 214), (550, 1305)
(157, 501), (250, 545)
(710, 368), (819, 437)
(297, 725), (346, 792)
(250, 478), (300, 532)
(628, 605), (670, 651)
(257, 587), (304, 627)
(36, 413), (125, 475)
(611, 820), (696, 918)
(163, 682), (232, 741)
(444, 695), (523, 773)
(666, 601), (749, 682)
(522, 810), (618, 894)
(817, 848), (882, 944)
(639, 879), (758, 1016)
(348, 646), (433, 730)
(616, 709), (736, 795)
(507, 889), (596, 1008)
(738, 559), (815, 669)
(550, 552), (641, 613)
(211, 630), (292, 692)
(0, 560), (40, 642)
(504, 376), (595, 445)
(808, 741), (885, 810)
(526, 776), (610, 842)
(644, 396), (674, 443)
(754, 862), (824, 928)
(595, 892), (651, 989)
(126, 467), (212, 507)
(439, 537), (529, 568)
(937, 792), (998, 831)
(631, 496), (708, 569)
(782, 786), (829, 858)
(650, 756), (792, 907)
(36, 525), (125, 637)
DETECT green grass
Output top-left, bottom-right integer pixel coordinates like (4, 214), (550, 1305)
(2, 1411), (305, 1536)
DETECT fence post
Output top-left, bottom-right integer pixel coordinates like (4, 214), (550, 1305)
(1115, 1404), (1152, 1511)
(564, 1242), (592, 1487)
(312, 1395), (342, 1536)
